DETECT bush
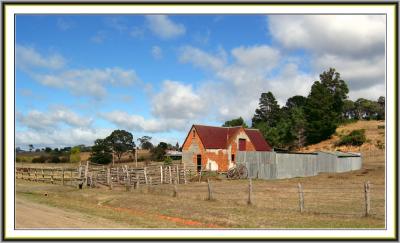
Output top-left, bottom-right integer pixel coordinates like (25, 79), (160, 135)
(60, 157), (69, 163)
(163, 156), (173, 166)
(335, 129), (366, 146)
(32, 156), (47, 163)
(376, 140), (385, 149)
(50, 156), (61, 163)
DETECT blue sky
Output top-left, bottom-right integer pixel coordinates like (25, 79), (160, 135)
(15, 14), (386, 149)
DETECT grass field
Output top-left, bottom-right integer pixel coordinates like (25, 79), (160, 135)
(16, 149), (385, 229)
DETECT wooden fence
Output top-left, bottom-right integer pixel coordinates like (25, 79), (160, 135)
(15, 167), (81, 186)
(16, 162), (197, 189)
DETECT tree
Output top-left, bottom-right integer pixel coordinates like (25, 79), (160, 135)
(44, 147), (52, 153)
(151, 142), (168, 161)
(137, 136), (154, 150)
(342, 100), (356, 120)
(106, 130), (134, 163)
(89, 139), (113, 164)
(377, 96), (385, 120)
(175, 142), (180, 151)
(70, 146), (81, 163)
(304, 68), (349, 144)
(29, 144), (34, 152)
(252, 92), (281, 127)
(222, 117), (248, 128)
(285, 95), (307, 110)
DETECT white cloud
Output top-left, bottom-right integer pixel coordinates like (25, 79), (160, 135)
(177, 45), (283, 121)
(151, 80), (206, 120)
(16, 127), (112, 148)
(151, 45), (163, 60)
(231, 45), (280, 70)
(267, 15), (386, 100)
(179, 46), (227, 72)
(33, 67), (140, 98)
(16, 44), (66, 70)
(17, 107), (93, 131)
(146, 15), (186, 39)
(100, 110), (188, 133)
(268, 15), (385, 57)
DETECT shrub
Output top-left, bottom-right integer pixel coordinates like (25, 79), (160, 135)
(163, 156), (173, 166)
(335, 129), (366, 146)
(50, 156), (61, 163)
(376, 140), (385, 149)
(32, 156), (47, 163)
(60, 157), (69, 163)
(70, 150), (81, 163)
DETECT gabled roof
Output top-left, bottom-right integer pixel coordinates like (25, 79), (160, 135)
(190, 125), (271, 151)
(244, 129), (272, 151)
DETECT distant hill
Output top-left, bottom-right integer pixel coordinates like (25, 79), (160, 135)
(300, 120), (385, 152)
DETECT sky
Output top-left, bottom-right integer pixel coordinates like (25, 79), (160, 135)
(15, 14), (386, 149)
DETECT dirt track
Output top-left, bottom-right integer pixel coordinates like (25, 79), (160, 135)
(16, 197), (130, 229)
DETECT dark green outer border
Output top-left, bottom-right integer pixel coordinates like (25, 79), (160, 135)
(1, 1), (398, 241)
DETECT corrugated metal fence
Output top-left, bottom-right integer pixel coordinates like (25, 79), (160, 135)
(237, 151), (362, 180)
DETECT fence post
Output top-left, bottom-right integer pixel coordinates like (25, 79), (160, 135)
(247, 178), (253, 205)
(107, 168), (111, 185)
(144, 167), (148, 184)
(85, 161), (89, 184)
(50, 169), (54, 184)
(78, 166), (82, 179)
(183, 164), (187, 184)
(160, 166), (163, 184)
(34, 169), (38, 182)
(41, 169), (44, 181)
(169, 166), (172, 184)
(364, 181), (371, 217)
(176, 165), (179, 184)
(126, 171), (131, 192)
(207, 179), (213, 201)
(173, 184), (178, 197)
(116, 167), (120, 184)
(297, 183), (304, 213)
(62, 168), (65, 185)
(136, 174), (140, 189)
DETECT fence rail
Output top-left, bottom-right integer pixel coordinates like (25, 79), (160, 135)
(16, 162), (197, 189)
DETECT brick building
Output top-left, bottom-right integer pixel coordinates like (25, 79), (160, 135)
(181, 125), (272, 172)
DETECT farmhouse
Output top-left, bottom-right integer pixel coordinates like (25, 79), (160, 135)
(181, 125), (272, 172)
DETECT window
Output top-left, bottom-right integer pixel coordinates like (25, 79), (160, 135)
(193, 130), (196, 138)
(231, 154), (235, 162)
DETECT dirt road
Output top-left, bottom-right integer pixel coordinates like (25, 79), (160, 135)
(16, 197), (130, 229)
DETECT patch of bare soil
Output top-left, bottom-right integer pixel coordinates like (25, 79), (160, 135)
(16, 196), (130, 229)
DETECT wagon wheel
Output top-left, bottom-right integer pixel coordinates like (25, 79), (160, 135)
(227, 167), (239, 179)
(237, 164), (248, 179)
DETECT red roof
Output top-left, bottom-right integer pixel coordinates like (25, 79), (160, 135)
(244, 129), (272, 151)
(192, 125), (271, 151)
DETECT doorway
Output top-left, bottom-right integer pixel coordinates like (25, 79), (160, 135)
(197, 154), (202, 172)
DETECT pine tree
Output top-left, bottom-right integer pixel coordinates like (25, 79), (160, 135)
(252, 92), (281, 127)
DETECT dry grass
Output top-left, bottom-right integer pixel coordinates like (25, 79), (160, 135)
(16, 150), (385, 229)
(301, 120), (385, 152)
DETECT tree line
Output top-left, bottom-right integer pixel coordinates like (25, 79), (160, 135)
(90, 130), (180, 165)
(223, 68), (385, 149)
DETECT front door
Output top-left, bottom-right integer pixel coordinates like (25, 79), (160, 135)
(197, 155), (202, 172)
